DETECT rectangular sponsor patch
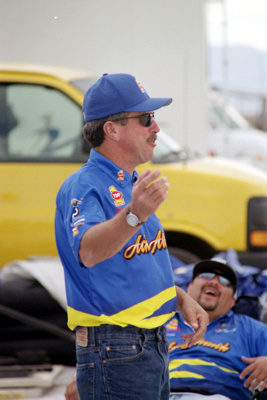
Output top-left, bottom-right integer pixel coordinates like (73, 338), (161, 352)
(76, 327), (88, 347)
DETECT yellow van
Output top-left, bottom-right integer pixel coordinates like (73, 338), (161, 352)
(1, 63), (267, 268)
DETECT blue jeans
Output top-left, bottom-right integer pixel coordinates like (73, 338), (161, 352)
(76, 324), (170, 400)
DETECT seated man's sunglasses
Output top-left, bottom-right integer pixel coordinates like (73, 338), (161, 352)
(112, 112), (155, 127)
(198, 272), (232, 287)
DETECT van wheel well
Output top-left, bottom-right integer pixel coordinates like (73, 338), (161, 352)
(165, 231), (216, 263)
(168, 247), (201, 264)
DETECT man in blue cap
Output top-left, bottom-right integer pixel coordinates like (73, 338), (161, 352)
(55, 73), (208, 400)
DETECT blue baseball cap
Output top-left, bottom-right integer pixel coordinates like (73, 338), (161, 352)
(82, 73), (172, 121)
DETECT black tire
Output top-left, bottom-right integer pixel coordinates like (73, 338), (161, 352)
(168, 247), (201, 264)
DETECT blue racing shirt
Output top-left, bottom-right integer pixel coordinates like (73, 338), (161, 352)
(166, 311), (267, 400)
(55, 149), (177, 330)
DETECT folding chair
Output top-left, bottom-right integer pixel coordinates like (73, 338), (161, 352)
(251, 389), (267, 400)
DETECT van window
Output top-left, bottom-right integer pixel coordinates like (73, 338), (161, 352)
(0, 83), (88, 162)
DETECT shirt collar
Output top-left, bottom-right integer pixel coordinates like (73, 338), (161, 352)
(88, 148), (138, 187)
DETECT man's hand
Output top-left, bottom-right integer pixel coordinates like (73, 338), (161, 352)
(79, 169), (169, 267)
(65, 376), (79, 400)
(175, 286), (209, 347)
(240, 356), (267, 392)
(129, 169), (169, 223)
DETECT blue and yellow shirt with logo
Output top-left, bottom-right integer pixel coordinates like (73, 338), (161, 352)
(55, 149), (176, 331)
(166, 311), (267, 400)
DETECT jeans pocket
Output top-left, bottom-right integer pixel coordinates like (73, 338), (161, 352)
(76, 362), (95, 400)
(103, 338), (144, 363)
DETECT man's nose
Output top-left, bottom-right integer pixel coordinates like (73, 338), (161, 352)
(211, 275), (220, 284)
(151, 119), (160, 132)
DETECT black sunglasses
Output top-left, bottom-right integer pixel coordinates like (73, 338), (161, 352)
(198, 272), (232, 287)
(112, 112), (155, 127)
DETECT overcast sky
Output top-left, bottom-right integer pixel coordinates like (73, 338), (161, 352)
(207, 0), (267, 51)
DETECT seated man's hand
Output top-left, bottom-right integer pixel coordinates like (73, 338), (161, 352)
(240, 356), (267, 392)
(65, 377), (79, 400)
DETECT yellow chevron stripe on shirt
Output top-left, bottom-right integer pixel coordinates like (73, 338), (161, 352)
(67, 286), (176, 330)
(169, 370), (205, 379)
(169, 359), (238, 374)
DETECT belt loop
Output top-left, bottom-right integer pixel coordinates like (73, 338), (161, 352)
(141, 328), (148, 346)
(156, 327), (162, 342)
(88, 326), (95, 347)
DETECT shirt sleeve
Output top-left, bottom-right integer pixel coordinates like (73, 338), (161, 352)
(244, 316), (267, 356)
(64, 185), (106, 264)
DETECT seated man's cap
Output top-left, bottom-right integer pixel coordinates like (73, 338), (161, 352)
(82, 73), (172, 121)
(193, 257), (237, 292)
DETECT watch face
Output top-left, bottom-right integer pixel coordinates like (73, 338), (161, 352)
(126, 213), (139, 227)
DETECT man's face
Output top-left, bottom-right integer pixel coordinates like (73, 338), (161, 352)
(187, 271), (236, 322)
(115, 112), (160, 167)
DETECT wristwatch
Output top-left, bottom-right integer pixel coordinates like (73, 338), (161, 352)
(126, 206), (143, 227)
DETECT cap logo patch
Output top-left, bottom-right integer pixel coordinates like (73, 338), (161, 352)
(136, 79), (145, 93)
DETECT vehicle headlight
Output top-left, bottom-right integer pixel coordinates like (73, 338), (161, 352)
(248, 197), (267, 249)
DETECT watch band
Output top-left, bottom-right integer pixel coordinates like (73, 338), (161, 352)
(126, 206), (143, 227)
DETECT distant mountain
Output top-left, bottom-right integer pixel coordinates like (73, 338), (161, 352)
(208, 45), (267, 95)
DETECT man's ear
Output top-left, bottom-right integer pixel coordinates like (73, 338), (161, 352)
(103, 121), (120, 142)
(230, 296), (236, 308)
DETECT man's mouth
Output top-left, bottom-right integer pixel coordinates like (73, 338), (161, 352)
(203, 287), (218, 297)
(148, 134), (157, 143)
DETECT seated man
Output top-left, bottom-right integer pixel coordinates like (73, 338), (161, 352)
(168, 258), (267, 400)
(64, 258), (267, 400)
